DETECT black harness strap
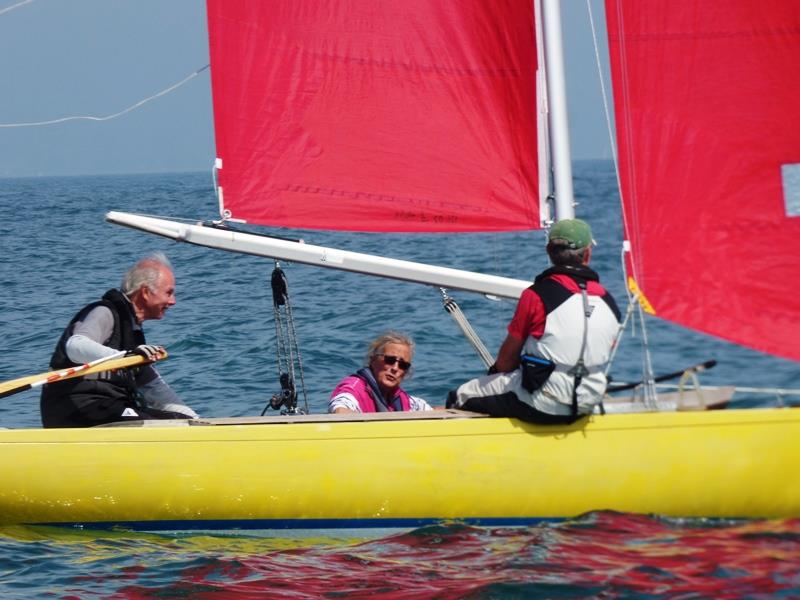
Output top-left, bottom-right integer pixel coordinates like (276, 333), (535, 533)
(567, 280), (591, 417)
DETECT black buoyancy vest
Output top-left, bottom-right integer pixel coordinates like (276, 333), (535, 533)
(48, 289), (144, 370)
(45, 289), (145, 399)
(530, 265), (621, 322)
(41, 289), (147, 427)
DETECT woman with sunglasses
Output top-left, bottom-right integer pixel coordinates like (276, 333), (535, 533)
(328, 331), (433, 413)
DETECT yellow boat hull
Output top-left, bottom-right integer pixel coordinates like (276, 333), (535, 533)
(1, 408), (798, 530)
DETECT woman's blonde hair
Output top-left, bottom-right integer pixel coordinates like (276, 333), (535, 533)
(364, 331), (414, 366)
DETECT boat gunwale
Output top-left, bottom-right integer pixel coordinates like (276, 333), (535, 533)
(0, 406), (797, 442)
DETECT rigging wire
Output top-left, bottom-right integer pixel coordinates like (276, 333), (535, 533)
(0, 0), (34, 17)
(603, 290), (635, 380)
(586, 0), (620, 188)
(602, 237), (658, 408)
(587, 0), (636, 257)
(586, 0), (657, 404)
(0, 64), (210, 128)
(440, 288), (494, 369)
(633, 303), (659, 409)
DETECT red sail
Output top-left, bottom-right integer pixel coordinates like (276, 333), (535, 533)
(606, 1), (800, 361)
(206, 1), (542, 233)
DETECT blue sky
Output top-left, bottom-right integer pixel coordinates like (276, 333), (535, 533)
(0, 0), (612, 177)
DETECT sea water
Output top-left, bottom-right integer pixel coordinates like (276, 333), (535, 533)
(0, 162), (798, 597)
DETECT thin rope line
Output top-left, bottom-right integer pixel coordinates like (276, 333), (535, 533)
(587, 0), (658, 403)
(0, 0), (35, 17)
(586, 0), (620, 185)
(0, 64), (209, 128)
(603, 0), (640, 286)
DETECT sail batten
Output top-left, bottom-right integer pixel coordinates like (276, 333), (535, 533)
(206, 0), (544, 233)
(606, 0), (800, 361)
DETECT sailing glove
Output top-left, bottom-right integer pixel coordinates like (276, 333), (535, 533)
(132, 344), (164, 361)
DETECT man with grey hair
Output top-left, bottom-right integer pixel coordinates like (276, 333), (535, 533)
(447, 219), (621, 424)
(40, 252), (198, 428)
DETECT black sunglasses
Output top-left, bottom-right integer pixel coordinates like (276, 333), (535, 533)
(379, 354), (412, 371)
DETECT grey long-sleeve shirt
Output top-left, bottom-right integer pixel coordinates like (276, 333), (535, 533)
(66, 306), (198, 418)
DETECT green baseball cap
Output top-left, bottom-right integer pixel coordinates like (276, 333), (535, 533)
(548, 218), (594, 249)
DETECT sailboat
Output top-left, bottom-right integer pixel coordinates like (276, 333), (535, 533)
(0, 0), (798, 532)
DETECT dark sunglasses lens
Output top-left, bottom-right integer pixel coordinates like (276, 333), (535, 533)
(383, 355), (411, 370)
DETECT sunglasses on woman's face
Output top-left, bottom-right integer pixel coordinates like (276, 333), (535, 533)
(380, 354), (412, 371)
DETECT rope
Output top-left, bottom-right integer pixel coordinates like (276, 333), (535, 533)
(440, 289), (494, 368)
(586, 0), (621, 187)
(603, 293), (635, 379)
(0, 64), (210, 128)
(586, 0), (659, 407)
(264, 264), (308, 415)
(601, 243), (659, 408)
(0, 0), (34, 17)
(587, 0), (644, 289)
(632, 302), (658, 409)
(282, 282), (309, 412)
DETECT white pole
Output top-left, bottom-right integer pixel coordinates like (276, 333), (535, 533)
(541, 0), (575, 220)
(106, 212), (531, 299)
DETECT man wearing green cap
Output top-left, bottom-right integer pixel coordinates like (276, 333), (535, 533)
(447, 218), (621, 424)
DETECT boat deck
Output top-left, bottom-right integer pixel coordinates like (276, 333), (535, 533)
(101, 408), (489, 427)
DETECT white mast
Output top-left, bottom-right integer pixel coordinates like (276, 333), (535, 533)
(541, 0), (575, 220)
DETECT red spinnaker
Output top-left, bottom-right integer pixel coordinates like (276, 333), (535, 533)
(206, 0), (542, 233)
(606, 1), (800, 361)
